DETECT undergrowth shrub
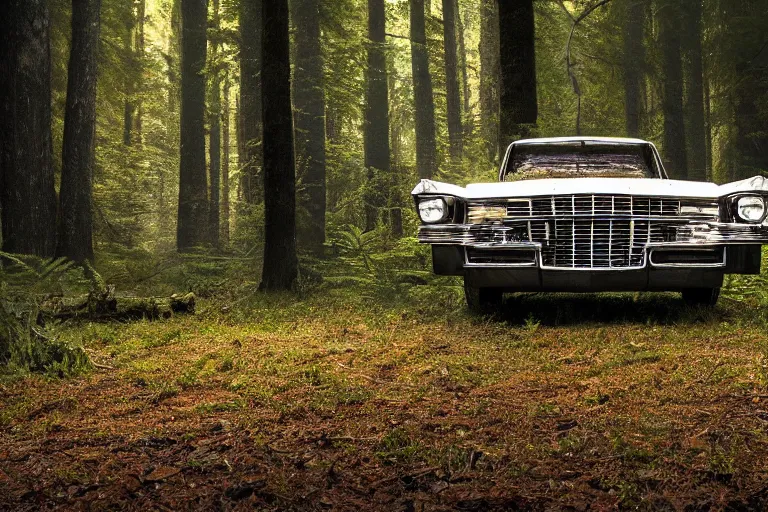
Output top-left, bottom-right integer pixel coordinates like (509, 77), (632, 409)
(0, 253), (91, 377)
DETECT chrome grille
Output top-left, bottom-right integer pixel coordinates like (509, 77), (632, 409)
(467, 195), (720, 269)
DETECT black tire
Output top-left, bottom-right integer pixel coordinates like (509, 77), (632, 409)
(464, 278), (503, 313)
(681, 287), (720, 307)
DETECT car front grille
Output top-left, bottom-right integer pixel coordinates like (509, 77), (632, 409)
(467, 195), (720, 269)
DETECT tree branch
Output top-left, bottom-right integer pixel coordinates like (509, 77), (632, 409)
(561, 0), (614, 135)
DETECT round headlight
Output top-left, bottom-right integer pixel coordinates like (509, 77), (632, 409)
(418, 198), (448, 223)
(736, 196), (766, 223)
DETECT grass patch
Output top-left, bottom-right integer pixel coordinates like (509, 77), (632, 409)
(3, 251), (768, 509)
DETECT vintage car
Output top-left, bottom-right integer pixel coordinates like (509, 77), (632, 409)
(412, 137), (768, 310)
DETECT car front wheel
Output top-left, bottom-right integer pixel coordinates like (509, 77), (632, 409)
(681, 287), (721, 307)
(464, 278), (503, 312)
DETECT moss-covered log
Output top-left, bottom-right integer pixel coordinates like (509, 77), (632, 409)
(42, 291), (196, 321)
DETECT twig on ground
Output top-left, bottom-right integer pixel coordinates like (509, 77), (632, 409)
(85, 349), (116, 370)
(334, 361), (416, 388)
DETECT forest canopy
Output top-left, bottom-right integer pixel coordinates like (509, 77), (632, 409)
(1, 0), (766, 274)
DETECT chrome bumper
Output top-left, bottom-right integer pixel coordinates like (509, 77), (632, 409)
(419, 222), (768, 271)
(418, 222), (768, 246)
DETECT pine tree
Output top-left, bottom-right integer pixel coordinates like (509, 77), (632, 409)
(292, 0), (327, 255)
(0, 0), (58, 257)
(177, 0), (209, 251)
(479, 0), (499, 161)
(659, 0), (687, 178)
(58, 0), (101, 264)
(410, 0), (437, 179)
(209, 0), (222, 248)
(240, 0), (263, 204)
(623, 0), (645, 138)
(442, 0), (462, 161)
(363, 0), (390, 231)
(498, 0), (537, 157)
(260, 0), (298, 290)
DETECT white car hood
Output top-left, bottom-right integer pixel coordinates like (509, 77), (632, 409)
(412, 176), (768, 200)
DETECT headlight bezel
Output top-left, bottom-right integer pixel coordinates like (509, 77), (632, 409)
(728, 194), (767, 224)
(416, 195), (461, 224)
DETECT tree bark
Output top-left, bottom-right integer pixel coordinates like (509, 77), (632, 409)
(57, 0), (101, 264)
(363, 0), (390, 231)
(498, 0), (537, 159)
(479, 0), (499, 161)
(292, 0), (327, 256)
(410, 0), (437, 179)
(209, 0), (222, 248)
(731, 0), (768, 180)
(123, 4), (135, 146)
(260, 0), (298, 290)
(240, 0), (263, 205)
(135, 0), (146, 142)
(703, 54), (713, 180)
(168, 0), (181, 114)
(222, 74), (231, 246)
(659, 0), (687, 179)
(682, 0), (706, 181)
(177, 0), (209, 251)
(623, 0), (645, 138)
(236, 96), (245, 201)
(442, 0), (462, 161)
(456, 3), (471, 129)
(0, 0), (58, 257)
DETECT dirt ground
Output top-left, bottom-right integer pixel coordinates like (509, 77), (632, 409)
(2, 292), (768, 511)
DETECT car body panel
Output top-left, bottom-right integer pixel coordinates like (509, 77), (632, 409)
(412, 175), (768, 201)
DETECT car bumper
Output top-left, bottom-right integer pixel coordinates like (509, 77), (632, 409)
(418, 222), (768, 247)
(429, 243), (762, 292)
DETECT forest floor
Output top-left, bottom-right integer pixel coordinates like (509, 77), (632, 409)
(2, 281), (768, 511)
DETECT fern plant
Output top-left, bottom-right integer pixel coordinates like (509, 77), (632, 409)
(0, 252), (91, 376)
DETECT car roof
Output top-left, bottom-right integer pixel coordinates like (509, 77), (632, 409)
(512, 136), (651, 146)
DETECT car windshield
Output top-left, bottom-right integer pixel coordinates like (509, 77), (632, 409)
(503, 143), (657, 181)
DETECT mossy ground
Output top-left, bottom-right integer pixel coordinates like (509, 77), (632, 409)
(2, 275), (768, 510)
(3, 243), (768, 511)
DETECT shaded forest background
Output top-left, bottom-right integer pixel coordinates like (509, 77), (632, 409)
(1, 0), (768, 283)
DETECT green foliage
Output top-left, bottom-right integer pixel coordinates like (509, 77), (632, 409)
(0, 254), (96, 377)
(0, 298), (90, 378)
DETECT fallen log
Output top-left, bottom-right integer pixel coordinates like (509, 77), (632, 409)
(41, 290), (195, 321)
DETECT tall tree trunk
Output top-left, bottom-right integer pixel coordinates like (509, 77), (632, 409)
(292, 0), (327, 256)
(123, 6), (135, 146)
(135, 0), (146, 142)
(498, 0), (537, 159)
(363, 0), (390, 231)
(209, 0), (221, 248)
(682, 0), (706, 181)
(659, 0), (687, 179)
(57, 0), (101, 264)
(260, 0), (298, 290)
(442, 0), (462, 161)
(456, 3), (471, 130)
(410, 0), (437, 179)
(326, 108), (340, 144)
(240, 0), (263, 205)
(479, 0), (499, 161)
(222, 74), (231, 246)
(177, 0), (209, 251)
(0, 0), (58, 257)
(236, 96), (245, 203)
(731, 0), (768, 180)
(704, 55), (713, 180)
(623, 0), (645, 138)
(168, 0), (181, 114)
